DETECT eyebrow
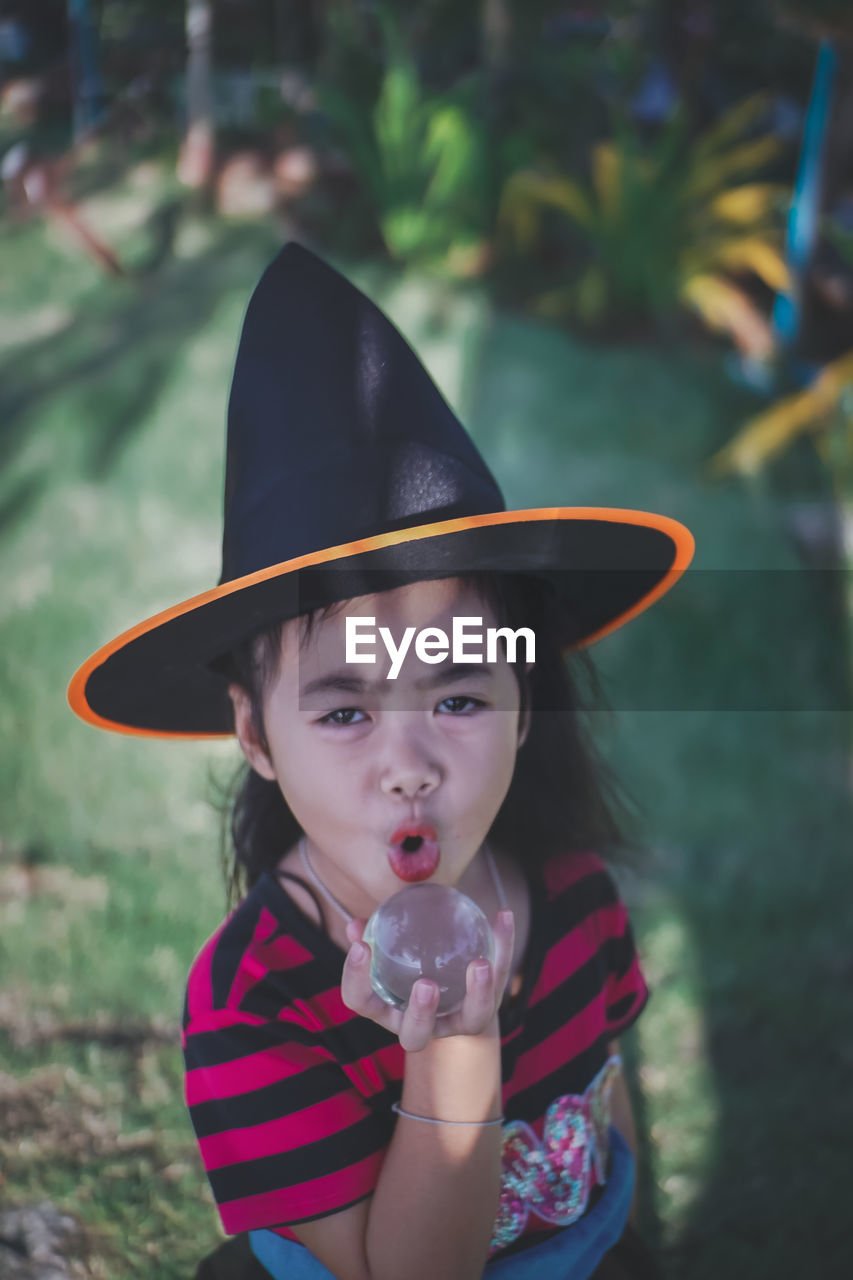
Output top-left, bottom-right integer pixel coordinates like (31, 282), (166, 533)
(300, 663), (497, 699)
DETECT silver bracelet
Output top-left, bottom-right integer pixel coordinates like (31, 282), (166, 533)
(391, 1101), (504, 1127)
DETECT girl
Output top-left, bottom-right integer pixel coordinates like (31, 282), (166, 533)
(68, 242), (694, 1279)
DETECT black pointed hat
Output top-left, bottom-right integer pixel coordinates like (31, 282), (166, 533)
(69, 242), (694, 738)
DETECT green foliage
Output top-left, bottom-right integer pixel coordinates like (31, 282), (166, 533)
(707, 349), (853, 517)
(317, 6), (492, 272)
(498, 95), (790, 348)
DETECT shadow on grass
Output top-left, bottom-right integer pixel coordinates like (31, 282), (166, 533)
(665, 783), (853, 1279)
(603, 570), (851, 1278)
(0, 472), (48, 542)
(0, 218), (278, 535)
(135, 197), (186, 276)
(469, 315), (853, 1278)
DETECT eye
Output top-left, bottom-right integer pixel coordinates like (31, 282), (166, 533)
(438, 695), (485, 715)
(318, 707), (367, 727)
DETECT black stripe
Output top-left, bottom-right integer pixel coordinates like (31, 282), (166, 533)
(184, 1006), (397, 1074)
(601, 928), (637, 979)
(506, 1041), (610, 1119)
(236, 952), (350, 1014)
(208, 1111), (391, 1203)
(547, 871), (611, 932)
(607, 987), (649, 1031)
(209, 892), (267, 1007)
(183, 1017), (319, 1070)
(521, 942), (609, 1047)
(189, 1058), (355, 1138)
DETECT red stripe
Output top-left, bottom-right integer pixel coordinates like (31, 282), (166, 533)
(511, 989), (607, 1095)
(296, 983), (354, 1028)
(269, 1225), (300, 1242)
(609, 959), (646, 1003)
(184, 1008), (269, 1036)
(542, 850), (604, 897)
(528, 901), (625, 1009)
(218, 1149), (384, 1233)
(199, 1089), (375, 1169)
(185, 1038), (326, 1106)
(228, 908), (316, 1008)
(186, 921), (229, 1024)
(342, 1042), (404, 1097)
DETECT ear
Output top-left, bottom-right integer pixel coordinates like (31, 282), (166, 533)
(517, 661), (534, 749)
(229, 683), (277, 781)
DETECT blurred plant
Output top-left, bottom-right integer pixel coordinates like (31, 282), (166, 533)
(708, 218), (853, 486)
(316, 5), (492, 274)
(705, 349), (853, 479)
(497, 94), (791, 351)
(825, 214), (853, 274)
(774, 0), (853, 41)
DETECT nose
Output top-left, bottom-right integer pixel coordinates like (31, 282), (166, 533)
(378, 718), (441, 801)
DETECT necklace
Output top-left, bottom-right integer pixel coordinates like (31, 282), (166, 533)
(297, 833), (508, 925)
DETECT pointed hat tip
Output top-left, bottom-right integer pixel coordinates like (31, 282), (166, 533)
(279, 239), (320, 263)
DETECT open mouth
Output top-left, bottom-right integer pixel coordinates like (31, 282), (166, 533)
(387, 824), (440, 882)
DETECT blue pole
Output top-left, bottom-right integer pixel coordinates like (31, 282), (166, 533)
(67, 0), (106, 140)
(772, 39), (838, 353)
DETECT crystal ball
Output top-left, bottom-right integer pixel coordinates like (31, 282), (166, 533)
(363, 883), (495, 1017)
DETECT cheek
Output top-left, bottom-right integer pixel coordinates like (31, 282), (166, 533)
(470, 718), (520, 785)
(270, 730), (357, 803)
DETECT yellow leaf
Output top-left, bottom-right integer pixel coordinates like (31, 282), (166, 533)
(591, 143), (621, 219)
(500, 170), (594, 229)
(820, 349), (853, 391)
(714, 237), (791, 291)
(576, 265), (608, 322)
(709, 184), (789, 224)
(692, 93), (772, 161)
(497, 175), (541, 250)
(688, 136), (782, 200)
(681, 273), (774, 360)
(706, 349), (853, 476)
(707, 393), (829, 476)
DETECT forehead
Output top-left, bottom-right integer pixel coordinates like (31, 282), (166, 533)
(281, 577), (497, 668)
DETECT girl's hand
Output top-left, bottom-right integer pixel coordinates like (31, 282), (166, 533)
(340, 910), (515, 1053)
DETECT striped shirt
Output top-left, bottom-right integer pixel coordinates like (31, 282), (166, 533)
(182, 850), (649, 1255)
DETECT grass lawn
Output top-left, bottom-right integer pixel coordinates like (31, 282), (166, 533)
(1, 162), (850, 1277)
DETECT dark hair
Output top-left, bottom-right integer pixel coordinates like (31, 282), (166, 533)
(218, 571), (645, 915)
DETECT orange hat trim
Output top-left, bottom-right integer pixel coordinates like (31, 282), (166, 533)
(67, 506), (695, 740)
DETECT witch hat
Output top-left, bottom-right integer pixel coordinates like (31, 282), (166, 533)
(68, 242), (694, 738)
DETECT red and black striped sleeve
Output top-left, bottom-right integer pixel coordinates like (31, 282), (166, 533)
(182, 898), (392, 1233)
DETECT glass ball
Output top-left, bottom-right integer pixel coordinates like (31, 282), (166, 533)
(363, 883), (495, 1016)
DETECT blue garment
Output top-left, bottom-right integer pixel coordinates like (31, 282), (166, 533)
(249, 1124), (634, 1279)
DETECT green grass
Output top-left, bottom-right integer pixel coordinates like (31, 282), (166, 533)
(1, 167), (850, 1277)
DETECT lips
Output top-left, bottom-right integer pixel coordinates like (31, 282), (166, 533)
(387, 822), (440, 882)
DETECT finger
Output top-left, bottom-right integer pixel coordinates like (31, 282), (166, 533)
(460, 957), (496, 1030)
(398, 979), (438, 1053)
(345, 917), (367, 947)
(340, 938), (391, 1021)
(436, 911), (516, 1037)
(431, 959), (492, 1040)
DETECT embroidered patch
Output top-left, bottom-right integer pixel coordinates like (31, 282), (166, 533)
(488, 1054), (621, 1256)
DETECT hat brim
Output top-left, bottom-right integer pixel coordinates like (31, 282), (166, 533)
(68, 507), (694, 738)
